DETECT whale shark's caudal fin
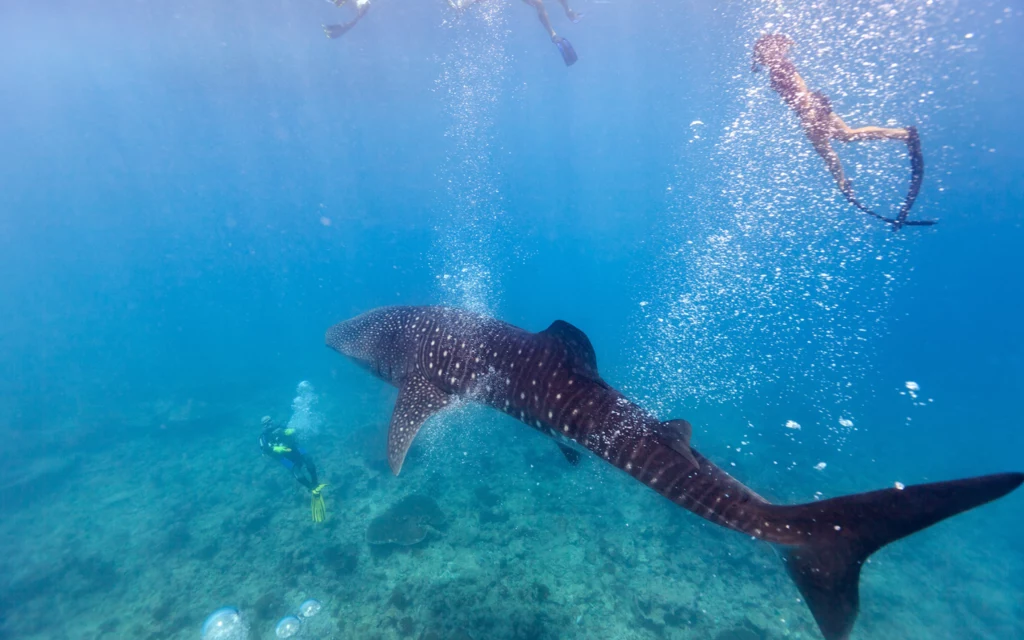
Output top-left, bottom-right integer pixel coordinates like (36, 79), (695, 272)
(773, 472), (1024, 640)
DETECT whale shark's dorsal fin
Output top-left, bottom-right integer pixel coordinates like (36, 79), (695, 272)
(388, 372), (453, 475)
(658, 419), (698, 471)
(540, 320), (601, 380)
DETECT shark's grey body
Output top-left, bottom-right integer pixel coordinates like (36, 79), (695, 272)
(327, 305), (1022, 640)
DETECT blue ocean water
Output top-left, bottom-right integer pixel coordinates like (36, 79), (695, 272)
(1, 0), (1022, 638)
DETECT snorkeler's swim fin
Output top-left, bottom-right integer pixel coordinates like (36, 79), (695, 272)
(890, 126), (931, 230)
(311, 484), (328, 522)
(553, 36), (578, 67)
(323, 23), (354, 39)
(841, 188), (885, 222)
(841, 133), (936, 232)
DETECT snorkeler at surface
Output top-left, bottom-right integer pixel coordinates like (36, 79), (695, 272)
(449, 0), (582, 66)
(752, 34), (934, 230)
(259, 416), (328, 522)
(323, 0), (371, 39)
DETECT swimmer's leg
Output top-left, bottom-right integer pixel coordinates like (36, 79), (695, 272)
(843, 126), (910, 141)
(831, 115), (910, 142)
(812, 138), (852, 198)
(814, 135), (903, 225)
(556, 0), (583, 22)
(521, 0), (557, 39)
(521, 0), (578, 66)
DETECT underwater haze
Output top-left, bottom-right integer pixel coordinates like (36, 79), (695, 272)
(1, 0), (1022, 639)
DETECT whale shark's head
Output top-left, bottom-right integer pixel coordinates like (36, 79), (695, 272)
(325, 306), (416, 380)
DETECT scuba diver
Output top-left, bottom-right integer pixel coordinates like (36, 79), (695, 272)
(448, 0), (582, 66)
(259, 416), (328, 522)
(323, 0), (371, 40)
(752, 34), (934, 230)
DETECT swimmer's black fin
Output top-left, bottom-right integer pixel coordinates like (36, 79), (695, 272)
(556, 442), (581, 466)
(890, 126), (934, 230)
(843, 190), (935, 232)
(841, 128), (936, 231)
(323, 23), (354, 39)
(387, 373), (453, 475)
(553, 36), (578, 66)
(776, 472), (1023, 640)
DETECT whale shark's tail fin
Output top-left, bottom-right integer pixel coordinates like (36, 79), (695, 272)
(773, 472), (1023, 640)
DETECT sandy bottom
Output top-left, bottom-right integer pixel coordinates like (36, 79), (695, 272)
(1, 395), (1020, 640)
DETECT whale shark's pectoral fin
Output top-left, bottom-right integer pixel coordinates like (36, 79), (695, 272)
(659, 419), (699, 471)
(540, 320), (604, 384)
(388, 373), (453, 475)
(556, 442), (581, 466)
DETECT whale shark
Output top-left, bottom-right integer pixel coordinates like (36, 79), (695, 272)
(326, 305), (1022, 640)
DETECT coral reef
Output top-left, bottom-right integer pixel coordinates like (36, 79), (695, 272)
(0, 409), (1020, 640)
(367, 495), (447, 547)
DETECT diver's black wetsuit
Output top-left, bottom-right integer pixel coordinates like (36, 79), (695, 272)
(259, 421), (319, 490)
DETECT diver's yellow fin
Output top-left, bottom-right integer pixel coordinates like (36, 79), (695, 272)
(311, 484), (328, 523)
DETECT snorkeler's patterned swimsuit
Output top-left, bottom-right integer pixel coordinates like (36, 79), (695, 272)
(806, 90), (834, 136)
